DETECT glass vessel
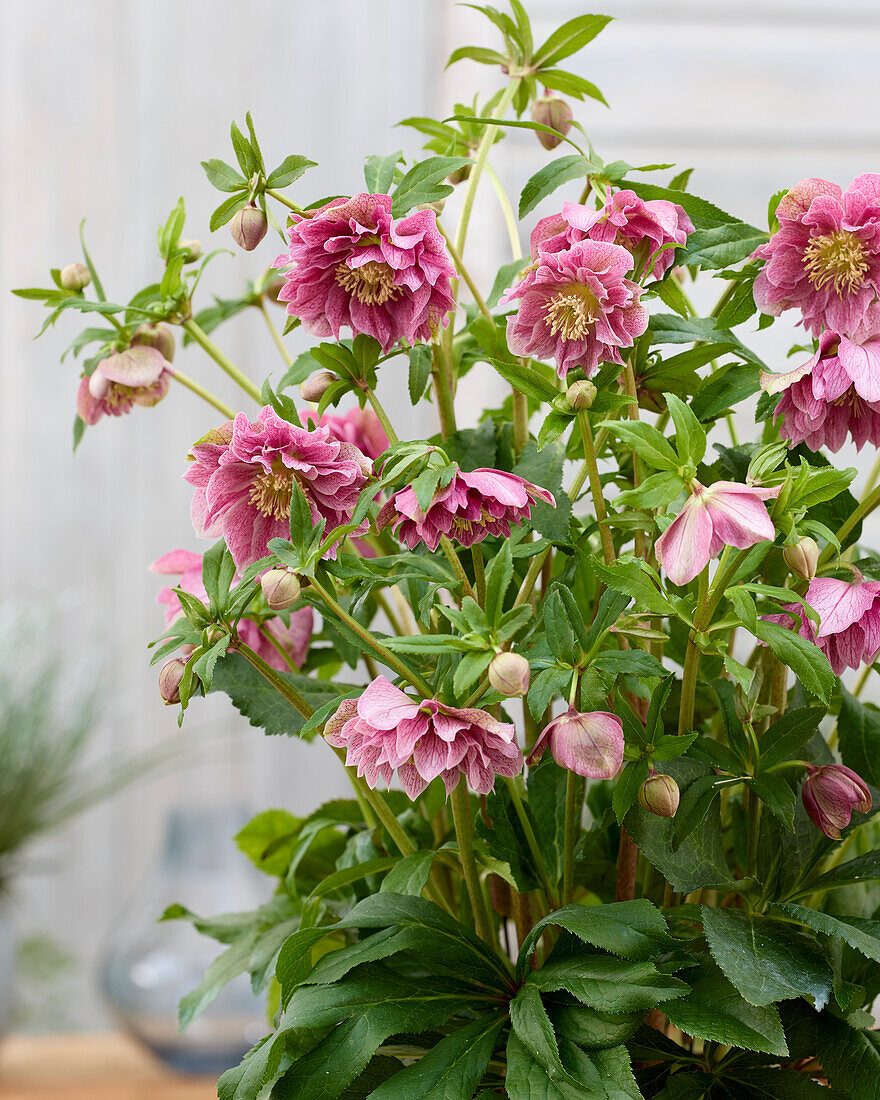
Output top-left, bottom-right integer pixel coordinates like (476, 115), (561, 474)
(99, 805), (269, 1074)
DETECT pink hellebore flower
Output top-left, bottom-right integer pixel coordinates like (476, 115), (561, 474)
(530, 192), (693, 281)
(760, 329), (880, 452)
(807, 575), (880, 674)
(376, 467), (555, 552)
(527, 709), (624, 780)
(76, 346), (172, 425)
(501, 240), (649, 378)
(273, 193), (456, 353)
(655, 481), (780, 587)
(184, 407), (372, 569)
(150, 549), (313, 671)
(752, 174), (880, 339)
(324, 676), (524, 799)
(802, 764), (872, 839)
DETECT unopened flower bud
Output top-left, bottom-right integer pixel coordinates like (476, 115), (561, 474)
(261, 568), (302, 611)
(158, 657), (187, 705)
(263, 275), (286, 304)
(565, 379), (597, 411)
(300, 371), (338, 403)
(638, 771), (680, 818)
(179, 238), (202, 263)
(488, 652), (530, 697)
(60, 263), (91, 291)
(230, 204), (268, 251)
(447, 163), (472, 186)
(528, 708), (624, 779)
(532, 93), (573, 151)
(131, 322), (175, 363)
(783, 536), (819, 582)
(802, 763), (871, 839)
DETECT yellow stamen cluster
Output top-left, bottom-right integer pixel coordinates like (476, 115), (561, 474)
(249, 461), (296, 520)
(335, 260), (400, 306)
(544, 285), (599, 341)
(803, 230), (869, 295)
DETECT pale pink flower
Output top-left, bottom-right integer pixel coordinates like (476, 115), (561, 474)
(760, 329), (880, 452)
(806, 574), (880, 674)
(802, 764), (872, 839)
(655, 481), (780, 587)
(184, 407), (372, 569)
(314, 407), (389, 462)
(273, 193), (456, 353)
(501, 240), (648, 377)
(77, 346), (171, 425)
(376, 466), (554, 552)
(324, 676), (523, 799)
(530, 192), (693, 281)
(150, 549), (313, 671)
(527, 708), (624, 779)
(752, 174), (880, 339)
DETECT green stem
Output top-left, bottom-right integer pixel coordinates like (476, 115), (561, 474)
(578, 412), (616, 566)
(169, 368), (235, 419)
(364, 389), (399, 445)
(450, 781), (492, 942)
(483, 161), (523, 260)
(563, 771), (581, 905)
(678, 568), (710, 735)
(472, 545), (486, 606)
(622, 361), (647, 561)
(182, 320), (262, 403)
(309, 578), (434, 696)
(437, 223), (495, 324)
(440, 537), (477, 602)
(506, 779), (560, 910)
(236, 640), (314, 718)
(431, 344), (457, 440)
(266, 188), (303, 213)
(513, 388), (529, 458)
(745, 785), (761, 880)
(257, 625), (298, 672)
(513, 549), (551, 608)
(259, 299), (293, 368)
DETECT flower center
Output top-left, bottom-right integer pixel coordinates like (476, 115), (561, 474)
(543, 285), (599, 340)
(248, 459), (296, 520)
(803, 230), (869, 295)
(335, 260), (400, 306)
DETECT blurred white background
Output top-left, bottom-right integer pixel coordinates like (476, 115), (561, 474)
(2, 0), (880, 1030)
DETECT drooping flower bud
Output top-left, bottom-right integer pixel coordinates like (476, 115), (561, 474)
(300, 371), (338, 403)
(263, 275), (286, 304)
(638, 771), (680, 818)
(158, 657), (188, 705)
(131, 322), (175, 363)
(60, 263), (91, 290)
(230, 204), (268, 251)
(179, 238), (202, 263)
(565, 379), (597, 411)
(783, 536), (820, 582)
(532, 92), (573, 150)
(528, 708), (624, 779)
(261, 568), (302, 611)
(488, 652), (530, 697)
(802, 763), (872, 839)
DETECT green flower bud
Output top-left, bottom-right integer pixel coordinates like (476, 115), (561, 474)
(261, 568), (302, 611)
(179, 238), (202, 263)
(230, 204), (268, 251)
(488, 652), (530, 697)
(131, 323), (175, 363)
(565, 379), (597, 411)
(783, 536), (819, 582)
(60, 263), (91, 291)
(638, 771), (680, 818)
(532, 93), (573, 150)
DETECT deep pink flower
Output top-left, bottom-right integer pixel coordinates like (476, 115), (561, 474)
(530, 192), (693, 281)
(273, 193), (456, 353)
(655, 481), (780, 587)
(807, 575), (880, 674)
(760, 329), (880, 452)
(376, 466), (554, 552)
(527, 708), (624, 779)
(77, 346), (171, 425)
(324, 676), (523, 799)
(802, 764), (872, 839)
(501, 240), (648, 377)
(150, 549), (313, 671)
(752, 174), (880, 339)
(184, 407), (372, 568)
(314, 407), (390, 462)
